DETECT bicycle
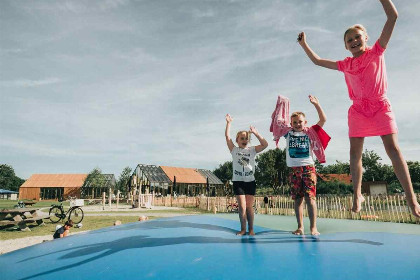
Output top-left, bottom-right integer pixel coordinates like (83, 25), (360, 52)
(49, 198), (84, 224)
(14, 201), (26, 208)
(227, 201), (258, 214)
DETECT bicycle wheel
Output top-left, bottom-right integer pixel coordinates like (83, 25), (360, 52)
(49, 206), (63, 223)
(69, 207), (84, 224)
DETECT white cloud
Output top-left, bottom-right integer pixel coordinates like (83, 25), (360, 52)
(191, 8), (216, 18)
(0, 48), (24, 54)
(17, 0), (131, 14)
(298, 26), (334, 34)
(0, 78), (63, 88)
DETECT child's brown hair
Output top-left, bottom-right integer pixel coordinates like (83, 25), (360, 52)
(291, 112), (306, 119)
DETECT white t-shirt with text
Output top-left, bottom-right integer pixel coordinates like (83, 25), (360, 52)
(285, 131), (315, 167)
(231, 146), (257, 182)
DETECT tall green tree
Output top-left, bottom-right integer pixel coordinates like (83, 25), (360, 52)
(408, 161), (420, 193)
(362, 150), (384, 181)
(318, 160), (351, 175)
(116, 166), (132, 194)
(213, 161), (232, 184)
(81, 167), (107, 197)
(0, 164), (25, 192)
(255, 148), (288, 194)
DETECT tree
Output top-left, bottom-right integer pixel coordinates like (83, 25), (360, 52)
(407, 161), (420, 193)
(213, 161), (232, 184)
(362, 150), (384, 181)
(116, 166), (132, 194)
(0, 164), (25, 192)
(317, 181), (353, 195)
(255, 148), (288, 194)
(319, 160), (350, 175)
(81, 168), (107, 197)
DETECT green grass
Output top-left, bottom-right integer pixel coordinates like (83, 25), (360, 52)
(0, 200), (69, 209)
(0, 216), (155, 240)
(0, 205), (206, 240)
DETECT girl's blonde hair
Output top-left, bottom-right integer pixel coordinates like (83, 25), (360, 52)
(344, 24), (369, 43)
(236, 130), (251, 142)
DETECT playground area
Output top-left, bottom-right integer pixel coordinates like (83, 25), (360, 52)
(1, 214), (419, 280)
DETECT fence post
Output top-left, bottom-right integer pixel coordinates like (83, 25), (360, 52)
(108, 188), (112, 210)
(338, 197), (343, 219)
(318, 197), (322, 218)
(102, 192), (106, 210)
(366, 196), (371, 221)
(387, 196), (395, 222)
(334, 196), (339, 219)
(396, 195), (404, 223)
(377, 196), (384, 222)
(116, 190), (120, 209)
(371, 196), (377, 221)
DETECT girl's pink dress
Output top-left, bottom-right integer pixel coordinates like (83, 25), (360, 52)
(337, 40), (398, 137)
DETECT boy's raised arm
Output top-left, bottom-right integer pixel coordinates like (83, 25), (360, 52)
(297, 32), (338, 70)
(309, 95), (326, 127)
(225, 114), (235, 152)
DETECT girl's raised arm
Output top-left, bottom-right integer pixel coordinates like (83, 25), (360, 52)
(225, 114), (234, 152)
(378, 0), (398, 49)
(297, 32), (338, 70)
(249, 126), (268, 153)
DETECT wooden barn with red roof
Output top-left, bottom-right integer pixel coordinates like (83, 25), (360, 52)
(19, 173), (116, 200)
(19, 174), (87, 200)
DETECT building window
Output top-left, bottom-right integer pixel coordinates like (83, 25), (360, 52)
(40, 187), (64, 200)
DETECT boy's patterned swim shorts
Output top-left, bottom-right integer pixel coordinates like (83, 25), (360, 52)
(289, 165), (317, 200)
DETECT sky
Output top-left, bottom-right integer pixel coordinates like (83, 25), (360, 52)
(1, 0), (420, 180)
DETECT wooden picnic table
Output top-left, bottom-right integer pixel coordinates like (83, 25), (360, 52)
(0, 208), (49, 231)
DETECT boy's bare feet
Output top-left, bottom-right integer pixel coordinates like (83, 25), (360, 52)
(352, 195), (365, 213)
(248, 230), (255, 236)
(310, 228), (320, 236)
(236, 230), (246, 236)
(292, 228), (304, 235)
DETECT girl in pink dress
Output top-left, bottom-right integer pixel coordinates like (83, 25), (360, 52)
(297, 0), (420, 217)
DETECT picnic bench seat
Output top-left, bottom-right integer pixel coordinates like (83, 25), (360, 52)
(0, 208), (49, 231)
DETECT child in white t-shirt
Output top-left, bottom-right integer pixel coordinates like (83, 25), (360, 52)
(225, 114), (268, 235)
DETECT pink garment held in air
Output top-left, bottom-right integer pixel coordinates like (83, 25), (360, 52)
(270, 95), (331, 163)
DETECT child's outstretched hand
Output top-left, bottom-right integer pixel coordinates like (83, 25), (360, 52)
(249, 126), (258, 135)
(309, 95), (319, 105)
(226, 114), (233, 123)
(297, 32), (306, 45)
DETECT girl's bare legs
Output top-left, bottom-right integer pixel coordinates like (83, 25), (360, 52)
(305, 196), (320, 235)
(245, 195), (255, 235)
(350, 137), (365, 212)
(236, 195), (247, 235)
(293, 197), (304, 235)
(381, 134), (420, 217)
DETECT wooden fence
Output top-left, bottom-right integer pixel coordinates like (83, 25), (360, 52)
(153, 194), (420, 224)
